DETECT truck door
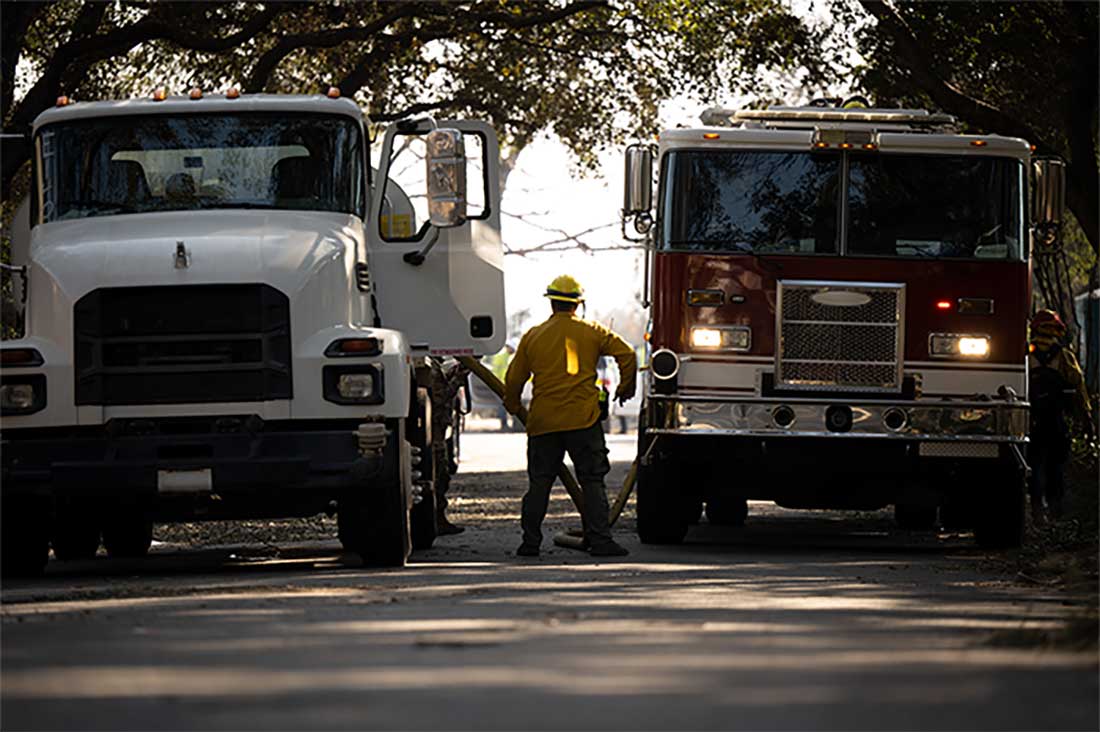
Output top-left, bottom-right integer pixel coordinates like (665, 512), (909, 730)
(367, 120), (506, 358)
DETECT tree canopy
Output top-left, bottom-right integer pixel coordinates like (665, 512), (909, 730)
(1, 0), (824, 198)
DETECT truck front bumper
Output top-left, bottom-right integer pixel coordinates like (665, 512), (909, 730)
(2, 416), (383, 500)
(647, 395), (1027, 443)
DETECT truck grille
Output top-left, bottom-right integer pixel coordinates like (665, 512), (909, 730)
(775, 280), (904, 393)
(75, 285), (292, 405)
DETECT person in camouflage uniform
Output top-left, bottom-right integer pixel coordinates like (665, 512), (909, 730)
(429, 357), (469, 535)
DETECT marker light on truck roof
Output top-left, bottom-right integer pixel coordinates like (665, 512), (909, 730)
(189, 88), (203, 100)
(970, 140), (988, 147)
(327, 86), (341, 99)
(813, 141), (829, 149)
(152, 88), (167, 101)
(55, 96), (70, 107)
(703, 133), (720, 140)
(225, 88), (241, 99)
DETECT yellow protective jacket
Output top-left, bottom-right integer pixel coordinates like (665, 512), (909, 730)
(504, 313), (637, 437)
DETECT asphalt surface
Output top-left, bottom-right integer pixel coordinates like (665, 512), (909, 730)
(1, 432), (1097, 731)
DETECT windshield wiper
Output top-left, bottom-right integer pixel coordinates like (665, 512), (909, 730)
(894, 244), (937, 258)
(72, 200), (137, 214)
(200, 202), (282, 210)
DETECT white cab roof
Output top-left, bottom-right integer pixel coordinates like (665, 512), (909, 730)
(33, 94), (363, 131)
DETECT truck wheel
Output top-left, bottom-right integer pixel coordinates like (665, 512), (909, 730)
(974, 469), (1026, 549)
(410, 481), (437, 550)
(636, 454), (690, 544)
(705, 496), (748, 527)
(52, 501), (101, 560)
(1, 497), (50, 578)
(101, 508), (153, 558)
(407, 387), (437, 551)
(341, 421), (412, 567)
(894, 504), (938, 531)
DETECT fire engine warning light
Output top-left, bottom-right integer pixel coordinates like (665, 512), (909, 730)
(936, 300), (952, 310)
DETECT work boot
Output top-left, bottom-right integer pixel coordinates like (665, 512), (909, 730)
(516, 543), (540, 557)
(588, 540), (629, 557)
(437, 515), (465, 536)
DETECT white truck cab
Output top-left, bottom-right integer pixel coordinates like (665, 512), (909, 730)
(0, 92), (506, 575)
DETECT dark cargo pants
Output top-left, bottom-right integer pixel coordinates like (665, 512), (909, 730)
(522, 421), (614, 549)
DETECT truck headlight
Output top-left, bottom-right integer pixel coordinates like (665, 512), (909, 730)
(929, 333), (990, 359)
(323, 365), (384, 405)
(0, 375), (47, 415)
(690, 326), (751, 352)
(337, 373), (375, 399)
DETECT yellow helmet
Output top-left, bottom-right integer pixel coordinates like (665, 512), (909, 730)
(545, 274), (584, 303)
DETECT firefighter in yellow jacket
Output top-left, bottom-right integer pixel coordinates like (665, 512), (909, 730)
(504, 275), (637, 557)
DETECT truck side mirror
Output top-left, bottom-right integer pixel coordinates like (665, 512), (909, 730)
(1032, 157), (1066, 249)
(426, 128), (467, 228)
(623, 144), (654, 239)
(623, 144), (653, 215)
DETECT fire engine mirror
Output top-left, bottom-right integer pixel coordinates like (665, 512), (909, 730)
(1032, 157), (1065, 232)
(623, 145), (653, 215)
(425, 128), (467, 228)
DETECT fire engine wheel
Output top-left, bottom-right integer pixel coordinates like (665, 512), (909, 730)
(341, 421), (412, 568)
(893, 504), (938, 531)
(407, 389), (437, 551)
(705, 496), (749, 527)
(636, 455), (690, 545)
(973, 469), (1026, 549)
(101, 507), (153, 559)
(51, 500), (101, 561)
(1, 496), (50, 578)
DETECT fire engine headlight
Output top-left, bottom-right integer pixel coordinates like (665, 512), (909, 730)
(929, 333), (990, 359)
(0, 375), (47, 415)
(690, 326), (751, 352)
(323, 365), (384, 405)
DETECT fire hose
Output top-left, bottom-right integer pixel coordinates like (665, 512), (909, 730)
(457, 356), (641, 551)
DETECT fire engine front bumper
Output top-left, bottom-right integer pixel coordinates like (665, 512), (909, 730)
(646, 395), (1028, 443)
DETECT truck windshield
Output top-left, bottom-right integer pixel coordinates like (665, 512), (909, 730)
(848, 154), (1024, 259)
(660, 150), (1025, 260)
(35, 112), (363, 223)
(662, 150), (840, 254)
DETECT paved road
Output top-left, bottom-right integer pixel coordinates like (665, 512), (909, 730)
(2, 433), (1097, 730)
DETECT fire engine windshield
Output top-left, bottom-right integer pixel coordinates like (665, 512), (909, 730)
(35, 113), (363, 223)
(661, 151), (840, 254)
(847, 154), (1024, 260)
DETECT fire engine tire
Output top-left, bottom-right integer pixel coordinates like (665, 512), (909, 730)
(51, 502), (101, 561)
(705, 496), (749, 527)
(973, 473), (1026, 549)
(342, 421), (412, 568)
(1, 497), (50, 578)
(636, 457), (690, 545)
(893, 504), (938, 531)
(101, 509), (153, 559)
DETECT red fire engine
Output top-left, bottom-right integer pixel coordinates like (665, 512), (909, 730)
(622, 101), (1066, 548)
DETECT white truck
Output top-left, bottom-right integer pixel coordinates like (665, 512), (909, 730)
(0, 91), (506, 575)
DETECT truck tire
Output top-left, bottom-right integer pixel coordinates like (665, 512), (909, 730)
(894, 504), (938, 531)
(101, 508), (153, 558)
(51, 501), (101, 561)
(341, 421), (412, 567)
(636, 453), (690, 545)
(974, 469), (1026, 549)
(705, 496), (749, 527)
(407, 388), (437, 551)
(1, 497), (50, 578)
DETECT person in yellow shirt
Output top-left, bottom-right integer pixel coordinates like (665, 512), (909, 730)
(504, 275), (637, 557)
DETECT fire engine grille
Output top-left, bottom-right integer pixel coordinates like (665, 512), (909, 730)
(74, 284), (292, 405)
(775, 280), (904, 393)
